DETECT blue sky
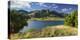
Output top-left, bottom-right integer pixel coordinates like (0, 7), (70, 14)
(10, 1), (78, 13)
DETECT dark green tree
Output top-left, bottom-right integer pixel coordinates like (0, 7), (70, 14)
(64, 10), (78, 28)
(10, 9), (30, 33)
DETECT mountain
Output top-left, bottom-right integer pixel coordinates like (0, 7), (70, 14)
(17, 10), (29, 14)
(10, 9), (67, 18)
(27, 9), (66, 18)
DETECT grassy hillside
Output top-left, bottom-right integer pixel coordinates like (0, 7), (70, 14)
(10, 25), (77, 39)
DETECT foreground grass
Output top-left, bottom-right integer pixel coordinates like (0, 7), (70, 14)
(10, 25), (78, 39)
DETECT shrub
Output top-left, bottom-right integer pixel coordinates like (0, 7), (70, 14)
(64, 10), (78, 28)
(9, 9), (30, 33)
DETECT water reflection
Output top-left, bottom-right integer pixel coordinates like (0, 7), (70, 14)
(20, 20), (64, 33)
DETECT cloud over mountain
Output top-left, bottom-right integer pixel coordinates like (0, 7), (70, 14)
(9, 1), (77, 13)
(10, 1), (31, 9)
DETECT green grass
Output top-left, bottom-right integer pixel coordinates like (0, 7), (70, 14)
(29, 17), (64, 21)
(10, 25), (78, 39)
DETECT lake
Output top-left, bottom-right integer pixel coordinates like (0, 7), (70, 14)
(19, 20), (64, 33)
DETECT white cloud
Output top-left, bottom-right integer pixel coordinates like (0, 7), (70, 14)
(39, 3), (44, 6)
(62, 8), (69, 12)
(53, 6), (58, 9)
(43, 5), (48, 8)
(69, 8), (72, 10)
(62, 8), (72, 12)
(39, 3), (58, 9)
(52, 4), (56, 6)
(10, 1), (31, 9)
(62, 8), (68, 12)
(51, 4), (58, 9)
(39, 3), (48, 8)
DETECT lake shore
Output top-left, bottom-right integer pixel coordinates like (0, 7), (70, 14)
(29, 17), (64, 21)
(10, 25), (78, 39)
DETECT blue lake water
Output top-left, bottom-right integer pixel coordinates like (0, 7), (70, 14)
(19, 20), (64, 33)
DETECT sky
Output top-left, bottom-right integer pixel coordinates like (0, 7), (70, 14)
(10, 1), (78, 13)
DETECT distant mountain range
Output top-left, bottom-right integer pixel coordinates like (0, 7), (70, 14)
(9, 8), (68, 18)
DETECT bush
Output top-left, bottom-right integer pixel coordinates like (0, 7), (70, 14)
(64, 10), (78, 28)
(10, 25), (77, 39)
(9, 10), (30, 33)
